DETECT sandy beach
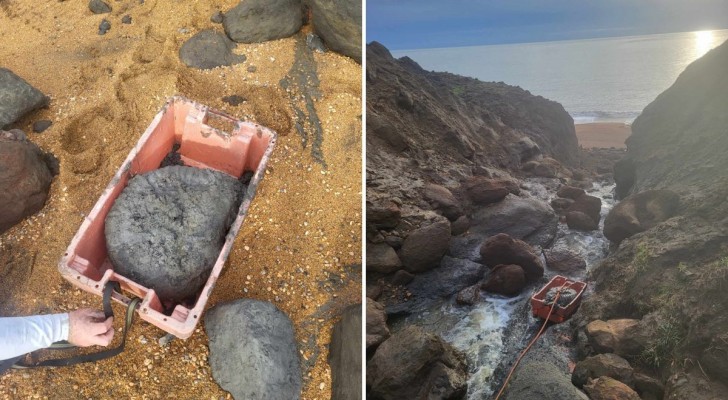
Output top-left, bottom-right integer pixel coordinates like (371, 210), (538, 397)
(574, 122), (631, 149)
(0, 1), (361, 399)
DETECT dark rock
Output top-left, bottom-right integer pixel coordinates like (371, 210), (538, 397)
(395, 89), (414, 111)
(210, 11), (223, 24)
(584, 376), (640, 400)
(455, 284), (480, 305)
(32, 120), (52, 133)
(550, 197), (574, 212)
(121, 15), (132, 24)
(179, 30), (247, 70)
(367, 325), (467, 400)
(222, 94), (246, 106)
(512, 136), (541, 162)
(423, 183), (462, 220)
(205, 299), (301, 400)
(305, 33), (326, 53)
(329, 304), (361, 400)
(557, 185), (586, 199)
(566, 211), (599, 231)
(105, 166), (243, 302)
(572, 353), (634, 388)
(613, 157), (635, 200)
(503, 361), (588, 400)
(98, 19), (111, 35)
(0, 134), (56, 233)
(633, 372), (665, 400)
(450, 215), (470, 236)
(567, 194), (602, 225)
(247, 65), (257, 73)
(700, 333), (728, 383)
(464, 176), (519, 205)
(665, 372), (728, 400)
(481, 264), (526, 296)
(399, 219), (451, 273)
(383, 235), (403, 249)
(471, 194), (558, 247)
(531, 158), (561, 178)
(309, 0), (361, 62)
(89, 0), (111, 14)
(603, 189), (680, 243)
(0, 69), (49, 129)
(366, 284), (382, 300)
(366, 299), (390, 351)
(389, 269), (414, 286)
(367, 200), (400, 230)
(543, 249), (586, 273)
(479, 233), (543, 281)
(366, 243), (401, 275)
(223, 0), (302, 43)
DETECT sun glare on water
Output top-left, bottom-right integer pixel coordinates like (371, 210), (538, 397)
(694, 30), (717, 58)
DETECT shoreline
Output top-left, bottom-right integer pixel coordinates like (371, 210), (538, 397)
(574, 122), (631, 149)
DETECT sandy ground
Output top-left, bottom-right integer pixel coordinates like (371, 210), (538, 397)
(0, 1), (361, 399)
(575, 122), (631, 149)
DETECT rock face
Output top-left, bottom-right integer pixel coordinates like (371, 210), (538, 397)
(479, 233), (543, 281)
(503, 361), (588, 400)
(367, 325), (468, 400)
(584, 377), (640, 400)
(471, 195), (558, 247)
(366, 299), (390, 351)
(223, 0), (302, 43)
(309, 0), (361, 62)
(366, 243), (401, 274)
(603, 189), (680, 243)
(0, 69), (49, 129)
(179, 30), (247, 69)
(399, 220), (451, 273)
(329, 304), (362, 400)
(0, 132), (57, 234)
(205, 299), (301, 400)
(481, 264), (526, 296)
(572, 353), (634, 388)
(105, 166), (243, 302)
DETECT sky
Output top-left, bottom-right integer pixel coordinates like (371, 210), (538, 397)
(367, 0), (728, 50)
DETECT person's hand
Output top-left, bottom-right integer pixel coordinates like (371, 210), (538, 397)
(67, 309), (114, 347)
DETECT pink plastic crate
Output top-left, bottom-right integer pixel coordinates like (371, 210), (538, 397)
(58, 96), (276, 339)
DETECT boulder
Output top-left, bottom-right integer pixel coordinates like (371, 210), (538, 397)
(366, 243), (402, 274)
(455, 284), (480, 305)
(530, 158), (563, 178)
(464, 176), (519, 205)
(512, 136), (541, 162)
(309, 0), (361, 62)
(550, 197), (574, 213)
(481, 264), (526, 296)
(566, 211), (599, 231)
(0, 133), (57, 233)
(604, 190), (680, 243)
(479, 233), (543, 281)
(450, 215), (470, 236)
(329, 304), (362, 400)
(613, 157), (635, 200)
(471, 194), (558, 247)
(366, 299), (390, 351)
(105, 166), (243, 302)
(572, 353), (634, 388)
(205, 299), (301, 400)
(633, 372), (665, 400)
(389, 269), (414, 286)
(557, 186), (586, 200)
(423, 183), (462, 221)
(543, 249), (586, 273)
(0, 69), (49, 129)
(586, 319), (651, 357)
(179, 30), (247, 69)
(367, 199), (400, 230)
(223, 0), (302, 43)
(399, 220), (451, 273)
(367, 326), (468, 400)
(503, 361), (588, 400)
(566, 194), (602, 224)
(583, 376), (640, 400)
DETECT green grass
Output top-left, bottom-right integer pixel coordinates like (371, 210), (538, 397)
(451, 86), (465, 97)
(640, 319), (685, 368)
(633, 243), (651, 272)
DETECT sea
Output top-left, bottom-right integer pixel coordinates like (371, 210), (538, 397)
(393, 29), (728, 124)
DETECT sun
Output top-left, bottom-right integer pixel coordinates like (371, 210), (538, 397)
(694, 30), (716, 58)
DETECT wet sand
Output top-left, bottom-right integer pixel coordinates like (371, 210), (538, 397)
(575, 122), (631, 149)
(0, 1), (361, 399)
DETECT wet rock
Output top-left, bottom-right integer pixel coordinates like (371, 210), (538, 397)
(89, 0), (111, 14)
(205, 299), (301, 400)
(572, 353), (634, 388)
(179, 30), (247, 70)
(557, 185), (586, 200)
(223, 0), (302, 43)
(210, 11), (223, 24)
(584, 376), (640, 400)
(586, 319), (651, 357)
(305, 33), (326, 53)
(566, 194), (602, 225)
(121, 15), (132, 24)
(329, 304), (361, 400)
(367, 325), (468, 400)
(367, 199), (400, 230)
(32, 120), (52, 133)
(543, 249), (586, 274)
(450, 215), (470, 236)
(0, 69), (49, 129)
(423, 183), (462, 221)
(566, 211), (599, 231)
(222, 95), (246, 106)
(471, 194), (558, 247)
(366, 299), (390, 352)
(366, 243), (401, 274)
(399, 219), (451, 273)
(634, 372), (665, 400)
(105, 166), (243, 302)
(481, 264), (526, 296)
(479, 233), (543, 281)
(604, 189), (680, 243)
(464, 176), (518, 205)
(0, 133), (57, 233)
(309, 0), (361, 62)
(455, 284), (480, 305)
(98, 19), (111, 35)
(613, 157), (635, 200)
(389, 269), (414, 286)
(503, 361), (588, 400)
(550, 197), (574, 212)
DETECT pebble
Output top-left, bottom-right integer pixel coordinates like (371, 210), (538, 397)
(210, 11), (223, 24)
(98, 19), (111, 35)
(88, 0), (111, 14)
(247, 65), (257, 73)
(32, 120), (52, 133)
(121, 15), (132, 24)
